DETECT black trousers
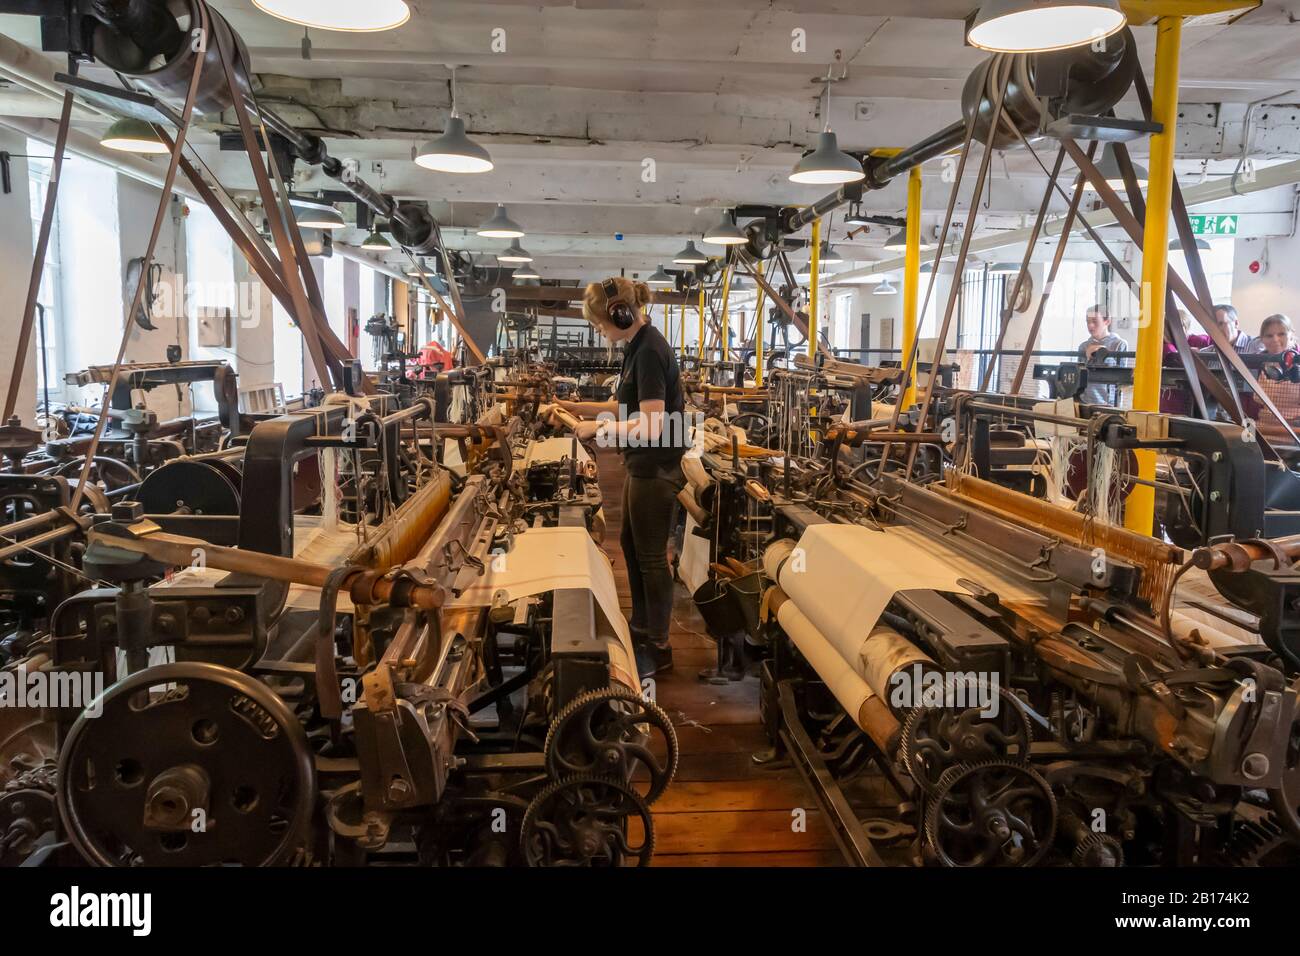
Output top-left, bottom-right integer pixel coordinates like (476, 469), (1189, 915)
(619, 463), (684, 650)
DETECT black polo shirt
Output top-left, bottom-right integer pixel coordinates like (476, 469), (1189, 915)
(614, 323), (687, 477)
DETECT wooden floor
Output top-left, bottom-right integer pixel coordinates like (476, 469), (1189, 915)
(596, 448), (840, 866)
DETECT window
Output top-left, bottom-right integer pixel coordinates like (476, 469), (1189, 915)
(27, 140), (64, 410)
(272, 297), (305, 398)
(1038, 260), (1101, 352)
(1171, 237), (1234, 303)
(37, 145), (120, 386)
(359, 266), (378, 369)
(832, 292), (854, 350)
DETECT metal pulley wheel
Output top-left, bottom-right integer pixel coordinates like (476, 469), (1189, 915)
(48, 456), (141, 494)
(137, 459), (242, 516)
(57, 662), (315, 867)
(901, 682), (1032, 795)
(520, 774), (654, 867)
(924, 759), (1057, 868)
(544, 685), (678, 805)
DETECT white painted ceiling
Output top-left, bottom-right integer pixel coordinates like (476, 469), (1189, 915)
(7, 0), (1300, 282)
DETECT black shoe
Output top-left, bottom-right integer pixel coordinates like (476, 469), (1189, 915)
(634, 642), (674, 677)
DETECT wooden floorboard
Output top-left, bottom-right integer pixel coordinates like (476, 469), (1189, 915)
(595, 448), (837, 867)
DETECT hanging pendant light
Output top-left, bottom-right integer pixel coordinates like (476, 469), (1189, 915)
(791, 72), (864, 186)
(360, 228), (390, 251)
(874, 278), (898, 295)
(790, 131), (864, 185)
(672, 240), (709, 265)
(406, 259), (435, 277)
(818, 241), (845, 265)
(476, 204), (525, 239)
(844, 203), (872, 227)
(883, 229), (908, 252)
(513, 265), (541, 280)
(252, 0), (411, 32)
(416, 116), (494, 173)
(497, 241), (533, 263)
(1170, 235), (1211, 252)
(703, 209), (748, 246)
(646, 265), (674, 287)
(415, 68), (494, 174)
(101, 117), (168, 154)
(290, 195), (346, 230)
(967, 0), (1126, 54)
(1084, 145), (1149, 192)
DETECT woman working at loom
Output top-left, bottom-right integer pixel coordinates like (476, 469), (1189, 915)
(547, 277), (688, 676)
(1245, 313), (1300, 450)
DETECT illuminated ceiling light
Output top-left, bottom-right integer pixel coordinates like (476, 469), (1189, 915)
(646, 265), (674, 287)
(874, 278), (898, 295)
(967, 0), (1125, 54)
(818, 241), (845, 265)
(702, 209), (748, 246)
(415, 116), (494, 173)
(672, 240), (709, 265)
(290, 196), (346, 230)
(497, 240), (533, 263)
(989, 261), (1021, 274)
(513, 265), (541, 280)
(789, 131), (865, 185)
(415, 67), (494, 174)
(844, 204), (872, 227)
(477, 203), (524, 239)
(1084, 145), (1149, 193)
(100, 117), (168, 154)
(1170, 235), (1211, 252)
(406, 259), (436, 277)
(883, 229), (908, 252)
(252, 0), (411, 32)
(360, 228), (390, 251)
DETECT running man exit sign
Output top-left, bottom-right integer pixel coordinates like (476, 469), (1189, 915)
(1188, 214), (1239, 236)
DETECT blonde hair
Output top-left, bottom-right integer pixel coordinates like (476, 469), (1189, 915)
(1261, 313), (1293, 336)
(582, 276), (653, 326)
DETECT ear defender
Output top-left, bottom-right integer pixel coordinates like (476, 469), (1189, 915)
(603, 278), (637, 330)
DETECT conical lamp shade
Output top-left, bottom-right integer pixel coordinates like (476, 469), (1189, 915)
(415, 116), (494, 174)
(477, 204), (524, 239)
(790, 131), (864, 185)
(967, 0), (1125, 53)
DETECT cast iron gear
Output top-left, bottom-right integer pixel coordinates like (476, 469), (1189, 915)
(544, 684), (678, 805)
(924, 758), (1057, 868)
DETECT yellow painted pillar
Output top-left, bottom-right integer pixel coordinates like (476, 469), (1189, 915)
(697, 283), (706, 360)
(1126, 15), (1181, 537)
(808, 218), (821, 359)
(719, 266), (733, 362)
(754, 261), (766, 387)
(902, 166), (923, 409)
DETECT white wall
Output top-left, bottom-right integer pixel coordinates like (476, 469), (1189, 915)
(1231, 232), (1300, 335)
(0, 127), (35, 425)
(116, 177), (187, 420)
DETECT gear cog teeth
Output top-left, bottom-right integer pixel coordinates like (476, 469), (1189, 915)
(923, 758), (1057, 868)
(1073, 831), (1125, 868)
(520, 773), (655, 867)
(544, 684), (678, 805)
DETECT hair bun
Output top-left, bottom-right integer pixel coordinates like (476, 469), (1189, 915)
(633, 280), (653, 307)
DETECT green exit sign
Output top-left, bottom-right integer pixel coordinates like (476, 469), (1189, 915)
(1188, 214), (1239, 236)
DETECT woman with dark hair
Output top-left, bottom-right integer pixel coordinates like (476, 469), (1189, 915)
(550, 277), (688, 676)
